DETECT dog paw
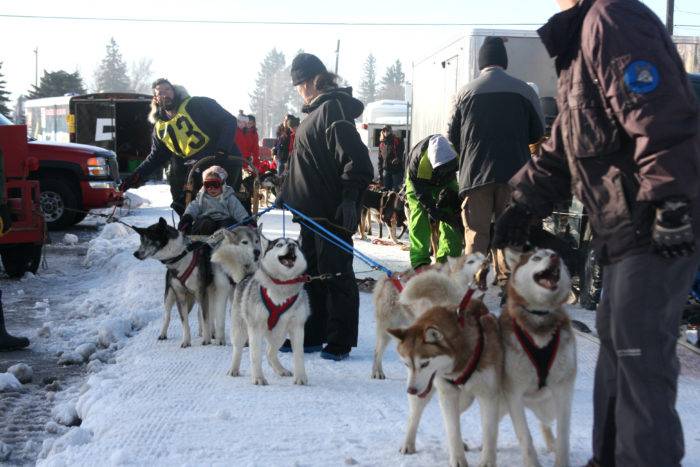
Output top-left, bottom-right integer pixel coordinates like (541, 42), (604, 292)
(399, 444), (416, 455)
(293, 375), (308, 385)
(278, 369), (293, 377)
(252, 376), (268, 386)
(180, 341), (191, 348)
(371, 370), (386, 380)
(227, 368), (240, 377)
(449, 456), (468, 467)
(478, 458), (496, 467)
(157, 335), (167, 341)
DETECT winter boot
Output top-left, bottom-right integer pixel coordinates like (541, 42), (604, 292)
(0, 290), (29, 351)
(320, 344), (350, 361)
(279, 339), (322, 354)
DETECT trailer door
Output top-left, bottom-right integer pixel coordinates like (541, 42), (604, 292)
(74, 100), (117, 153)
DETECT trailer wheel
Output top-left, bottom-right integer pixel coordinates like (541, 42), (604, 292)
(1, 244), (42, 278)
(39, 178), (79, 230)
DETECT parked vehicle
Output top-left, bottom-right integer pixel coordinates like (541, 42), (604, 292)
(23, 92), (152, 174)
(1, 112), (121, 230)
(356, 99), (410, 177)
(0, 125), (45, 277)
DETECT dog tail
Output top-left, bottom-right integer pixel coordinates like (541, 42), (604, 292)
(399, 270), (461, 310)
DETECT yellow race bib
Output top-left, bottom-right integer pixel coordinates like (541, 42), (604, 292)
(154, 98), (210, 158)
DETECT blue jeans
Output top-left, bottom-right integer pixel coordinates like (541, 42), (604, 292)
(383, 171), (403, 191)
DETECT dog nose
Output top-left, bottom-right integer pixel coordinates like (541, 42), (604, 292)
(407, 387), (418, 395)
(133, 251), (141, 259)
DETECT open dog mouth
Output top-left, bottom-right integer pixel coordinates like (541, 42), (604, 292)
(534, 261), (560, 290)
(278, 248), (297, 268)
(417, 371), (436, 399)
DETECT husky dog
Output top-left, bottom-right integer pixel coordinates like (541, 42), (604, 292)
(500, 248), (576, 467)
(371, 252), (490, 379)
(133, 218), (232, 347)
(388, 273), (503, 467)
(228, 237), (310, 385)
(358, 188), (408, 243)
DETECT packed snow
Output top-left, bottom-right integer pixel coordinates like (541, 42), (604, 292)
(5, 183), (700, 466)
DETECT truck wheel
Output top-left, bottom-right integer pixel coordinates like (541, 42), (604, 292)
(39, 178), (79, 230)
(579, 243), (603, 311)
(1, 244), (42, 278)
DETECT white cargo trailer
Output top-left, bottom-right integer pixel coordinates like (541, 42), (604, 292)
(410, 29), (558, 143)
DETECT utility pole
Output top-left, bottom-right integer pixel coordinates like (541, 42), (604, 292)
(334, 40), (340, 75)
(666, 0), (674, 35)
(33, 47), (39, 87)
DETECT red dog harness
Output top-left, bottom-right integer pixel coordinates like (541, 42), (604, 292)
(512, 317), (561, 389)
(448, 287), (485, 386)
(260, 287), (299, 330)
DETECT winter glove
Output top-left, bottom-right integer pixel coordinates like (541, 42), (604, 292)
(273, 195), (284, 209)
(178, 214), (193, 233)
(493, 203), (534, 249)
(119, 172), (141, 192)
(335, 188), (360, 232)
(652, 196), (695, 258)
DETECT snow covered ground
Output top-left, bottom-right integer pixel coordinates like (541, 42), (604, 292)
(4, 183), (700, 466)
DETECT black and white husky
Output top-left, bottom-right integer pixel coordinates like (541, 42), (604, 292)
(133, 218), (259, 347)
(228, 237), (310, 386)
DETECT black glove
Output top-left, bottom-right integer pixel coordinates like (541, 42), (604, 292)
(178, 214), (193, 232)
(335, 189), (360, 232)
(119, 172), (141, 192)
(273, 195), (284, 209)
(493, 203), (534, 249)
(652, 196), (695, 258)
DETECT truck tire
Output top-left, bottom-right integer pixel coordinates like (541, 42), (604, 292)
(579, 243), (603, 311)
(39, 178), (79, 230)
(1, 244), (42, 278)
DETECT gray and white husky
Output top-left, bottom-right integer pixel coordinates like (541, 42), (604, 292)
(133, 218), (259, 347)
(228, 236), (310, 386)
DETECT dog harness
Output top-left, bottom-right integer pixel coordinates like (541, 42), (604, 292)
(448, 321), (484, 386)
(260, 287), (299, 330)
(162, 247), (202, 286)
(512, 317), (561, 389)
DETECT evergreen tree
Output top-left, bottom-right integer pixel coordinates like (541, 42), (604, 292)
(0, 62), (11, 115)
(358, 54), (377, 105)
(377, 59), (406, 100)
(26, 70), (87, 99)
(249, 49), (295, 138)
(94, 38), (130, 92)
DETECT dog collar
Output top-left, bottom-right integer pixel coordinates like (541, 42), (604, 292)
(260, 267), (309, 285)
(512, 317), (561, 389)
(448, 320), (484, 386)
(260, 286), (299, 330)
(161, 250), (189, 265)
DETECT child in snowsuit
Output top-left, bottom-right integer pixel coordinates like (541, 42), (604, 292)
(177, 166), (249, 235)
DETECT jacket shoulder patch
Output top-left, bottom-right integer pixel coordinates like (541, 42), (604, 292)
(623, 60), (659, 94)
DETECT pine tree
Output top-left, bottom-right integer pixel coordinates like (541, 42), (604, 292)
(0, 62), (11, 115)
(358, 54), (377, 105)
(377, 59), (406, 100)
(94, 38), (131, 92)
(26, 70), (87, 99)
(249, 49), (295, 138)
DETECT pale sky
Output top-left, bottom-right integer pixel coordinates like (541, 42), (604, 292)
(1, 0), (698, 117)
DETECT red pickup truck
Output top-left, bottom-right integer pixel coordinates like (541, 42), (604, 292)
(1, 113), (121, 229)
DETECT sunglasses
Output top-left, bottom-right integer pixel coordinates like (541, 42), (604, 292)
(204, 180), (222, 189)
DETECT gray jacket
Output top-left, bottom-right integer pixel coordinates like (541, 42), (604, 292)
(184, 185), (248, 222)
(447, 67), (544, 197)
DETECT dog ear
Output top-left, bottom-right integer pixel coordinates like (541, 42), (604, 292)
(158, 217), (168, 229)
(424, 326), (443, 344)
(387, 327), (407, 341)
(131, 225), (146, 235)
(223, 229), (238, 243)
(260, 232), (270, 252)
(446, 255), (458, 272)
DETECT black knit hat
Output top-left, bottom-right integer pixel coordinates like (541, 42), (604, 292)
(478, 37), (508, 70)
(291, 53), (327, 86)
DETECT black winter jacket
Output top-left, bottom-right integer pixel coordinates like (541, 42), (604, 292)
(447, 67), (544, 198)
(135, 96), (241, 179)
(281, 87), (373, 223)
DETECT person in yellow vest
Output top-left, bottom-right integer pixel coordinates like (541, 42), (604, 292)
(119, 78), (242, 215)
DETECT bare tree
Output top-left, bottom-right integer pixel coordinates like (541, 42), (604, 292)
(129, 58), (154, 94)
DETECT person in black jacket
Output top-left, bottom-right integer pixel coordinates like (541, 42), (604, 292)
(119, 78), (242, 215)
(279, 53), (373, 361)
(447, 37), (544, 284)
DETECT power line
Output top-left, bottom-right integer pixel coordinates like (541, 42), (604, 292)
(676, 10), (700, 16)
(0, 13), (542, 27)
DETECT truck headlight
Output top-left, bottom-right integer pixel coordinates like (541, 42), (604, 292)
(87, 156), (110, 177)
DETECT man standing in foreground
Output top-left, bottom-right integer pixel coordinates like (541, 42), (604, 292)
(493, 1), (700, 466)
(447, 36), (544, 285)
